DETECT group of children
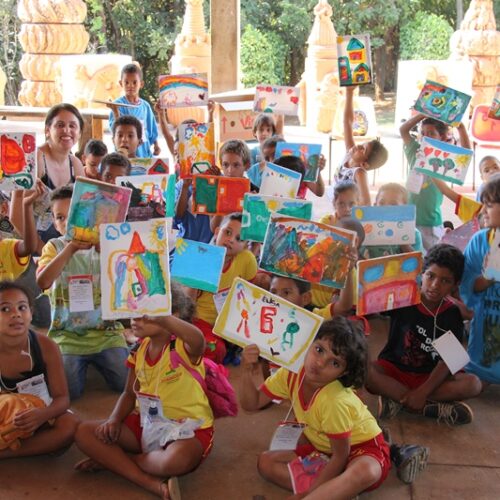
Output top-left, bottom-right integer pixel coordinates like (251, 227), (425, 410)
(0, 60), (499, 500)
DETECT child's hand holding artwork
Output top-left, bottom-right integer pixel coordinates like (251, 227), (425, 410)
(242, 344), (261, 372)
(23, 179), (47, 207)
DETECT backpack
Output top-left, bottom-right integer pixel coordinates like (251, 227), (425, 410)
(169, 342), (238, 419)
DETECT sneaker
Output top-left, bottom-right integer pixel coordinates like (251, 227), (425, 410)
(422, 401), (473, 426)
(391, 444), (430, 484)
(378, 396), (403, 420)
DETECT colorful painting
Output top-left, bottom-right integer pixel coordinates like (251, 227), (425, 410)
(484, 231), (500, 282)
(275, 142), (322, 182)
(192, 175), (250, 215)
(171, 238), (226, 293)
(488, 85), (500, 120)
(158, 73), (208, 109)
(357, 252), (423, 316)
(178, 122), (215, 179)
(352, 205), (416, 246)
(100, 220), (171, 319)
(253, 85), (300, 116)
(0, 132), (36, 192)
(129, 158), (169, 176)
(241, 194), (313, 243)
(66, 177), (132, 245)
(213, 278), (323, 373)
(414, 137), (472, 185)
(337, 35), (372, 86)
(117, 174), (176, 221)
(259, 163), (302, 199)
(260, 216), (355, 289)
(440, 218), (480, 253)
(414, 80), (472, 127)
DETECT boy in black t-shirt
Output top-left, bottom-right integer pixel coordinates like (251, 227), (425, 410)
(367, 244), (482, 425)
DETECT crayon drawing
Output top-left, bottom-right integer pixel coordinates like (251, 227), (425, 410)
(241, 194), (313, 243)
(129, 157), (169, 176)
(158, 73), (208, 109)
(260, 216), (355, 288)
(171, 238), (226, 293)
(259, 162), (302, 198)
(357, 252), (422, 316)
(117, 174), (176, 221)
(414, 80), (472, 127)
(66, 177), (132, 245)
(440, 218), (480, 253)
(414, 137), (472, 185)
(253, 85), (300, 116)
(213, 278), (323, 373)
(193, 175), (250, 215)
(100, 220), (171, 319)
(352, 205), (416, 246)
(337, 35), (372, 86)
(488, 85), (500, 120)
(484, 231), (500, 282)
(178, 122), (215, 179)
(0, 132), (36, 192)
(275, 142), (322, 182)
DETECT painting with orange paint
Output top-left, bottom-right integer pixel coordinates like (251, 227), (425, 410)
(0, 132), (36, 192)
(178, 122), (215, 179)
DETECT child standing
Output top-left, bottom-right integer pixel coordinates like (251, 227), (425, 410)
(108, 63), (160, 158)
(250, 113), (284, 164)
(81, 139), (108, 180)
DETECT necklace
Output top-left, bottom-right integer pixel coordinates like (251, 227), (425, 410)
(420, 299), (447, 341)
(0, 336), (33, 391)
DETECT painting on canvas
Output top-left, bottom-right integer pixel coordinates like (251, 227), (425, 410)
(357, 252), (423, 316)
(129, 158), (169, 176)
(158, 73), (208, 109)
(117, 174), (176, 221)
(484, 231), (500, 282)
(66, 177), (132, 245)
(178, 122), (215, 179)
(488, 85), (500, 120)
(253, 85), (300, 116)
(337, 34), (372, 86)
(275, 142), (322, 182)
(414, 137), (472, 185)
(440, 218), (480, 253)
(193, 175), (250, 215)
(259, 162), (302, 198)
(100, 220), (171, 319)
(0, 132), (36, 192)
(260, 216), (355, 289)
(352, 205), (416, 246)
(241, 194), (313, 243)
(213, 279), (323, 373)
(171, 238), (226, 293)
(414, 80), (472, 127)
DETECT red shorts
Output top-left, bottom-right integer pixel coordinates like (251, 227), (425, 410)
(294, 433), (391, 492)
(376, 359), (430, 390)
(124, 412), (214, 459)
(193, 318), (226, 364)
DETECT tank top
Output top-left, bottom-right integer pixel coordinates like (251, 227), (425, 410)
(40, 153), (75, 190)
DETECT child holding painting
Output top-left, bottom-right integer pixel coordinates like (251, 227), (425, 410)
(319, 181), (359, 227)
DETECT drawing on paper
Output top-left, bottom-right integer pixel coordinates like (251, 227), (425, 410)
(158, 73), (208, 109)
(213, 278), (323, 373)
(260, 216), (355, 288)
(352, 205), (416, 246)
(129, 157), (169, 176)
(253, 85), (300, 116)
(357, 252), (422, 316)
(66, 177), (132, 244)
(0, 132), (36, 192)
(259, 162), (302, 199)
(178, 122), (215, 179)
(241, 194), (313, 243)
(440, 218), (480, 253)
(100, 219), (171, 319)
(337, 35), (372, 86)
(488, 85), (500, 120)
(275, 142), (322, 182)
(193, 175), (250, 215)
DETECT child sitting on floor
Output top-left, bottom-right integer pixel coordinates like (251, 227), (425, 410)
(320, 181), (359, 227)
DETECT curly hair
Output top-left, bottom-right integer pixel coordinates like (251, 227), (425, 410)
(50, 184), (73, 204)
(423, 243), (464, 283)
(100, 152), (131, 175)
(112, 115), (143, 141)
(421, 117), (449, 138)
(219, 139), (251, 167)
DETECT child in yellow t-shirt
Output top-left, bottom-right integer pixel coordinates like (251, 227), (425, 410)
(320, 181), (359, 227)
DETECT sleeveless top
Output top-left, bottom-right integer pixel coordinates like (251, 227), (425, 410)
(40, 153), (75, 190)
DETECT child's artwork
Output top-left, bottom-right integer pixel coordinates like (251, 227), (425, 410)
(337, 34), (372, 86)
(440, 218), (480, 253)
(0, 132), (36, 192)
(66, 177), (132, 245)
(129, 158), (169, 176)
(213, 278), (323, 373)
(178, 122), (215, 179)
(116, 174), (176, 221)
(171, 238), (226, 293)
(414, 137), (472, 185)
(158, 73), (208, 109)
(100, 220), (171, 319)
(260, 216), (355, 289)
(192, 175), (250, 215)
(241, 194), (313, 243)
(259, 163), (302, 199)
(484, 231), (500, 282)
(357, 252), (423, 316)
(488, 85), (500, 120)
(275, 142), (322, 182)
(352, 205), (416, 246)
(414, 80), (472, 127)
(253, 85), (300, 116)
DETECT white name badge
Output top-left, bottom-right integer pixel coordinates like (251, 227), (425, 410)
(137, 392), (164, 426)
(269, 421), (305, 451)
(68, 275), (95, 313)
(432, 331), (471, 375)
(406, 169), (424, 194)
(16, 374), (52, 406)
(213, 288), (230, 313)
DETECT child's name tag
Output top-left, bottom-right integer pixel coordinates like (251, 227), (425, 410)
(17, 374), (52, 406)
(137, 392), (164, 426)
(68, 275), (94, 313)
(269, 421), (305, 451)
(213, 288), (230, 313)
(406, 169), (424, 194)
(432, 331), (470, 375)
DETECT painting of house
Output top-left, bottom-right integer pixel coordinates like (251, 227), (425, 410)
(346, 37), (366, 61)
(337, 35), (372, 87)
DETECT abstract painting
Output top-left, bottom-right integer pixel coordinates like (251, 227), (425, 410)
(253, 85), (300, 116)
(158, 73), (208, 109)
(337, 34), (372, 86)
(0, 132), (36, 192)
(259, 162), (302, 199)
(178, 122), (215, 179)
(275, 142), (322, 182)
(129, 157), (169, 176)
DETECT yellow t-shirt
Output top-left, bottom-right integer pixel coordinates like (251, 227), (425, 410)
(262, 367), (380, 453)
(455, 195), (482, 224)
(311, 268), (357, 309)
(318, 214), (337, 227)
(128, 337), (214, 429)
(0, 239), (29, 281)
(196, 249), (258, 325)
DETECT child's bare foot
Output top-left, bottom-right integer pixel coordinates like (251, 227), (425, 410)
(159, 477), (181, 500)
(74, 457), (105, 472)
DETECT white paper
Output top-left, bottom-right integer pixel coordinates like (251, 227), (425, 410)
(432, 331), (470, 375)
(269, 422), (305, 451)
(68, 275), (95, 313)
(16, 374), (53, 406)
(406, 169), (424, 194)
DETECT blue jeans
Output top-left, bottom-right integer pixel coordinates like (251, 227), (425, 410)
(63, 347), (128, 400)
